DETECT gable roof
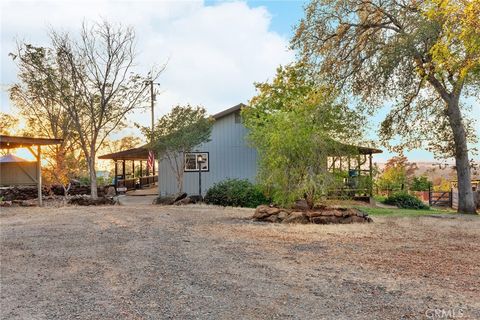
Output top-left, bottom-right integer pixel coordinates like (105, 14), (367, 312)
(212, 103), (246, 120)
(0, 154), (31, 163)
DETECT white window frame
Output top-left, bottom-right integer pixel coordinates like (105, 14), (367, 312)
(184, 152), (209, 172)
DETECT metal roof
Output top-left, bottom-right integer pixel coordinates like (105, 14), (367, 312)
(0, 154), (31, 163)
(98, 145), (150, 160)
(211, 103), (246, 120)
(0, 135), (63, 149)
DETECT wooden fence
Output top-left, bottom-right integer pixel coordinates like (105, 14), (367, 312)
(428, 188), (452, 207)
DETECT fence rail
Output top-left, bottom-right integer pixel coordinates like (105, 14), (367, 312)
(116, 175), (158, 191)
(428, 188), (452, 207)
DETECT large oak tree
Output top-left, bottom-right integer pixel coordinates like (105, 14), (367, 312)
(292, 0), (479, 213)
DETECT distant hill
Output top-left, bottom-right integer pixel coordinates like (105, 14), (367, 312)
(376, 161), (480, 182)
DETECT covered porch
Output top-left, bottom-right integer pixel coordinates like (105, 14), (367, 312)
(99, 146), (157, 192)
(327, 145), (383, 200)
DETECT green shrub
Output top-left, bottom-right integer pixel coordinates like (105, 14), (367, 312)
(205, 178), (269, 208)
(383, 192), (429, 210)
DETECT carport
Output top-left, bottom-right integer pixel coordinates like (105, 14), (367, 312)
(0, 135), (63, 206)
(99, 146), (157, 191)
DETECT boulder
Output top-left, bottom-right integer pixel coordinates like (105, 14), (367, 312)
(277, 210), (289, 221)
(310, 215), (337, 224)
(68, 195), (115, 206)
(0, 200), (13, 207)
(266, 207), (281, 215)
(173, 192), (188, 202)
(253, 205), (272, 220)
(293, 199), (309, 211)
(265, 214), (280, 223)
(153, 195), (174, 205)
(105, 186), (116, 198)
(305, 210), (323, 218)
(282, 211), (309, 224)
(174, 197), (192, 205)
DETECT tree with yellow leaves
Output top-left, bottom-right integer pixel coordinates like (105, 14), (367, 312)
(293, 0), (479, 213)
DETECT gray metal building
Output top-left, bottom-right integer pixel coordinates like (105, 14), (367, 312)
(157, 103), (258, 196)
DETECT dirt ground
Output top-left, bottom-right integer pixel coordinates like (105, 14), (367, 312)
(1, 204), (479, 320)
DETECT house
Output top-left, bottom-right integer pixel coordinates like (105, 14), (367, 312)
(158, 103), (257, 196)
(99, 103), (382, 198)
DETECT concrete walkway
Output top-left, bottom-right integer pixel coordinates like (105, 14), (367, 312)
(117, 185), (158, 205)
(126, 185), (158, 196)
(117, 194), (157, 205)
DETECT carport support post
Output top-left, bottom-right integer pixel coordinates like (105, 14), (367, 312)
(369, 153), (373, 197)
(37, 146), (42, 206)
(114, 161), (118, 188)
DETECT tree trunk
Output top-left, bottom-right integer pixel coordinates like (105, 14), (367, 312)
(88, 155), (98, 199)
(446, 97), (476, 213)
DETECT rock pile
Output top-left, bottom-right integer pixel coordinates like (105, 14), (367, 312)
(0, 185), (107, 201)
(67, 195), (116, 206)
(0, 186), (52, 201)
(253, 205), (372, 224)
(0, 199), (39, 207)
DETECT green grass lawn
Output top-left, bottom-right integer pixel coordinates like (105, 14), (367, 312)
(359, 206), (457, 217)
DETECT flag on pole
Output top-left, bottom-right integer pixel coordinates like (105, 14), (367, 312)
(147, 150), (155, 171)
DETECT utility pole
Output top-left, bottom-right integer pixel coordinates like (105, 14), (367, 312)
(150, 80), (155, 141)
(146, 80), (160, 177)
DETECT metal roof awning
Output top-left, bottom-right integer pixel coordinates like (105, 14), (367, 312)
(0, 135), (63, 149)
(98, 145), (150, 160)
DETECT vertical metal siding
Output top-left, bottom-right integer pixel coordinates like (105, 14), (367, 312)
(157, 112), (258, 195)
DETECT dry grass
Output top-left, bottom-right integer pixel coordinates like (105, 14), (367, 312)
(1, 204), (479, 319)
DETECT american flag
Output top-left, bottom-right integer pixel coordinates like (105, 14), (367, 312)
(147, 150), (155, 171)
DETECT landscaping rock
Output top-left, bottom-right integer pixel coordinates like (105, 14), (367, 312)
(153, 195), (175, 205)
(311, 215), (337, 224)
(173, 192), (188, 202)
(0, 200), (13, 207)
(277, 211), (289, 220)
(153, 192), (188, 205)
(105, 186), (116, 198)
(68, 195), (115, 206)
(174, 197), (192, 205)
(266, 207), (281, 215)
(265, 214), (280, 223)
(253, 205), (372, 224)
(253, 205), (273, 220)
(282, 211), (309, 224)
(293, 199), (309, 210)
(0, 186), (52, 201)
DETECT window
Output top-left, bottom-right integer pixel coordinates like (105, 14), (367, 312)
(184, 152), (209, 171)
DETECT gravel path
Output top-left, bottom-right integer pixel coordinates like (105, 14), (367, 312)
(1, 205), (479, 319)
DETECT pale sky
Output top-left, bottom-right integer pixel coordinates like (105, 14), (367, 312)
(1, 0), (479, 163)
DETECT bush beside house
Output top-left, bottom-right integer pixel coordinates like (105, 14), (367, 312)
(204, 179), (268, 208)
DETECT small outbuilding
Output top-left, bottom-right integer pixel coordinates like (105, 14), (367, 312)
(0, 154), (37, 186)
(0, 135), (63, 206)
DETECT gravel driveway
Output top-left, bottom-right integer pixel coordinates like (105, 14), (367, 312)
(1, 205), (479, 319)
